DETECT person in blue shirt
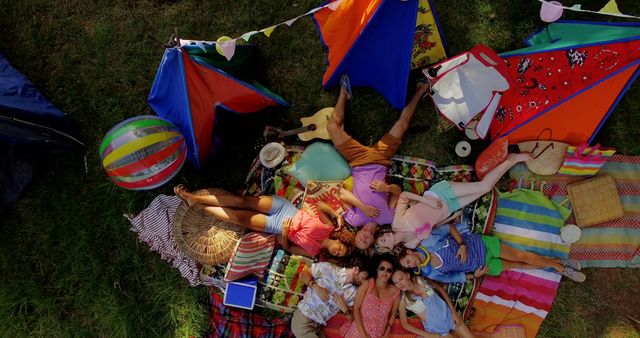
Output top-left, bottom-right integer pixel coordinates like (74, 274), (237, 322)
(397, 223), (586, 283)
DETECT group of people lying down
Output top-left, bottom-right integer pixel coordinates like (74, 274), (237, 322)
(174, 76), (586, 338)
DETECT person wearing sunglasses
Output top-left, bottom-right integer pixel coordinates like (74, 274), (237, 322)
(340, 254), (401, 338)
(392, 269), (473, 338)
(397, 223), (586, 283)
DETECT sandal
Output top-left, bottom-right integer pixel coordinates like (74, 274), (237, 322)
(561, 267), (586, 282)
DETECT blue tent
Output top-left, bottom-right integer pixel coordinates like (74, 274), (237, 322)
(0, 53), (83, 212)
(314, 0), (420, 110)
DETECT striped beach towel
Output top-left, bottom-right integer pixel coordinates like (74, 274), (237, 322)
(469, 189), (571, 338)
(127, 195), (202, 286)
(510, 154), (640, 268)
(224, 232), (276, 282)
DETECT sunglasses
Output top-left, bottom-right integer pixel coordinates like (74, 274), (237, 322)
(378, 266), (393, 273)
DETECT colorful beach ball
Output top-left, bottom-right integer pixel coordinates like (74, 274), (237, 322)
(99, 116), (186, 190)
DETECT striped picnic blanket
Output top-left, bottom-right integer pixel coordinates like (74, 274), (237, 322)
(127, 195), (202, 286)
(469, 188), (571, 338)
(509, 154), (640, 268)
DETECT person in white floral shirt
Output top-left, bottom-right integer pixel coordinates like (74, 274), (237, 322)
(292, 256), (368, 338)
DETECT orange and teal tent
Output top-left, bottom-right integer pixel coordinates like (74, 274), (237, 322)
(490, 21), (640, 145)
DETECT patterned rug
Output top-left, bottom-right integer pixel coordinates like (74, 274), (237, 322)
(509, 154), (640, 268)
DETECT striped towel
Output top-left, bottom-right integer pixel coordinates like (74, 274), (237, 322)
(469, 189), (571, 338)
(127, 195), (202, 286)
(510, 154), (640, 268)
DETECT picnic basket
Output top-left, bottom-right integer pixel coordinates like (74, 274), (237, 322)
(567, 175), (624, 227)
(172, 188), (245, 265)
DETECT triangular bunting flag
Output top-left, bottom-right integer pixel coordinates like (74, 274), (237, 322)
(218, 39), (237, 61)
(262, 25), (277, 37)
(599, 0), (621, 14)
(570, 4), (582, 10)
(240, 31), (258, 42)
(327, 0), (342, 11)
(190, 41), (209, 53)
(284, 17), (298, 26)
(306, 7), (321, 15)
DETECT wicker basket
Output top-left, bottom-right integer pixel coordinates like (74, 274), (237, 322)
(567, 175), (624, 227)
(172, 188), (245, 265)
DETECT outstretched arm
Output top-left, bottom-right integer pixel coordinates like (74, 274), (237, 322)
(370, 180), (401, 209)
(317, 201), (343, 230)
(449, 223), (468, 263)
(398, 298), (439, 338)
(430, 280), (461, 325)
(288, 244), (311, 257)
(280, 218), (291, 250)
(382, 295), (400, 338)
(339, 188), (380, 218)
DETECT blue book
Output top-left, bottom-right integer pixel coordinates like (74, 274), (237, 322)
(223, 276), (258, 310)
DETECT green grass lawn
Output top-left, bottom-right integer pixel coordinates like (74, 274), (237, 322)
(1, 0), (639, 336)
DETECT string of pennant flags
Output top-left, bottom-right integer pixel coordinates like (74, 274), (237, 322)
(182, 0), (638, 60)
(539, 0), (640, 22)
(181, 0), (342, 61)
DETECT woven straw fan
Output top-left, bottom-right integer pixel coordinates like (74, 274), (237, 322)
(172, 188), (245, 265)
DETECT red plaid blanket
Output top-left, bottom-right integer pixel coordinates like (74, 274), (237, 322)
(208, 289), (293, 338)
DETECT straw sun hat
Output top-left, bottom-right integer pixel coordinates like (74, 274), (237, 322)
(172, 188), (245, 265)
(259, 142), (287, 168)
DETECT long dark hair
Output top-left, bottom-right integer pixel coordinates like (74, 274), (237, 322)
(370, 254), (396, 281)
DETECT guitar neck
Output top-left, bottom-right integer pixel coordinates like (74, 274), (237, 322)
(277, 125), (316, 138)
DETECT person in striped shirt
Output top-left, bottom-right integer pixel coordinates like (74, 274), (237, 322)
(397, 223), (586, 283)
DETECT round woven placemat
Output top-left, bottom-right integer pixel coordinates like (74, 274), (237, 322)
(172, 188), (245, 265)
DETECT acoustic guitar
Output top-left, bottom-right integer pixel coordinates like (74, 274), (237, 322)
(263, 107), (333, 142)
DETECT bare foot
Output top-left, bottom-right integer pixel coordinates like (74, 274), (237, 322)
(174, 184), (196, 207)
(508, 152), (534, 163)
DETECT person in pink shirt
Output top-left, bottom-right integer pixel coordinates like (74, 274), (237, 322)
(373, 152), (533, 253)
(173, 185), (354, 258)
(328, 75), (430, 252)
(340, 254), (401, 338)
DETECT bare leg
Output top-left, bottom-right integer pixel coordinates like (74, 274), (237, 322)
(175, 185), (273, 213)
(327, 88), (351, 146)
(387, 82), (430, 139)
(500, 244), (564, 272)
(201, 206), (268, 232)
(452, 322), (474, 338)
(501, 260), (540, 271)
(450, 153), (532, 209)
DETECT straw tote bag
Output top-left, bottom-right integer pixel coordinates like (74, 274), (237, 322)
(517, 128), (568, 176)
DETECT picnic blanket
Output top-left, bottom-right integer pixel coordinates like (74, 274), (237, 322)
(469, 188), (571, 338)
(127, 195), (202, 286)
(208, 289), (292, 338)
(324, 314), (425, 338)
(509, 154), (640, 268)
(239, 151), (493, 336)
